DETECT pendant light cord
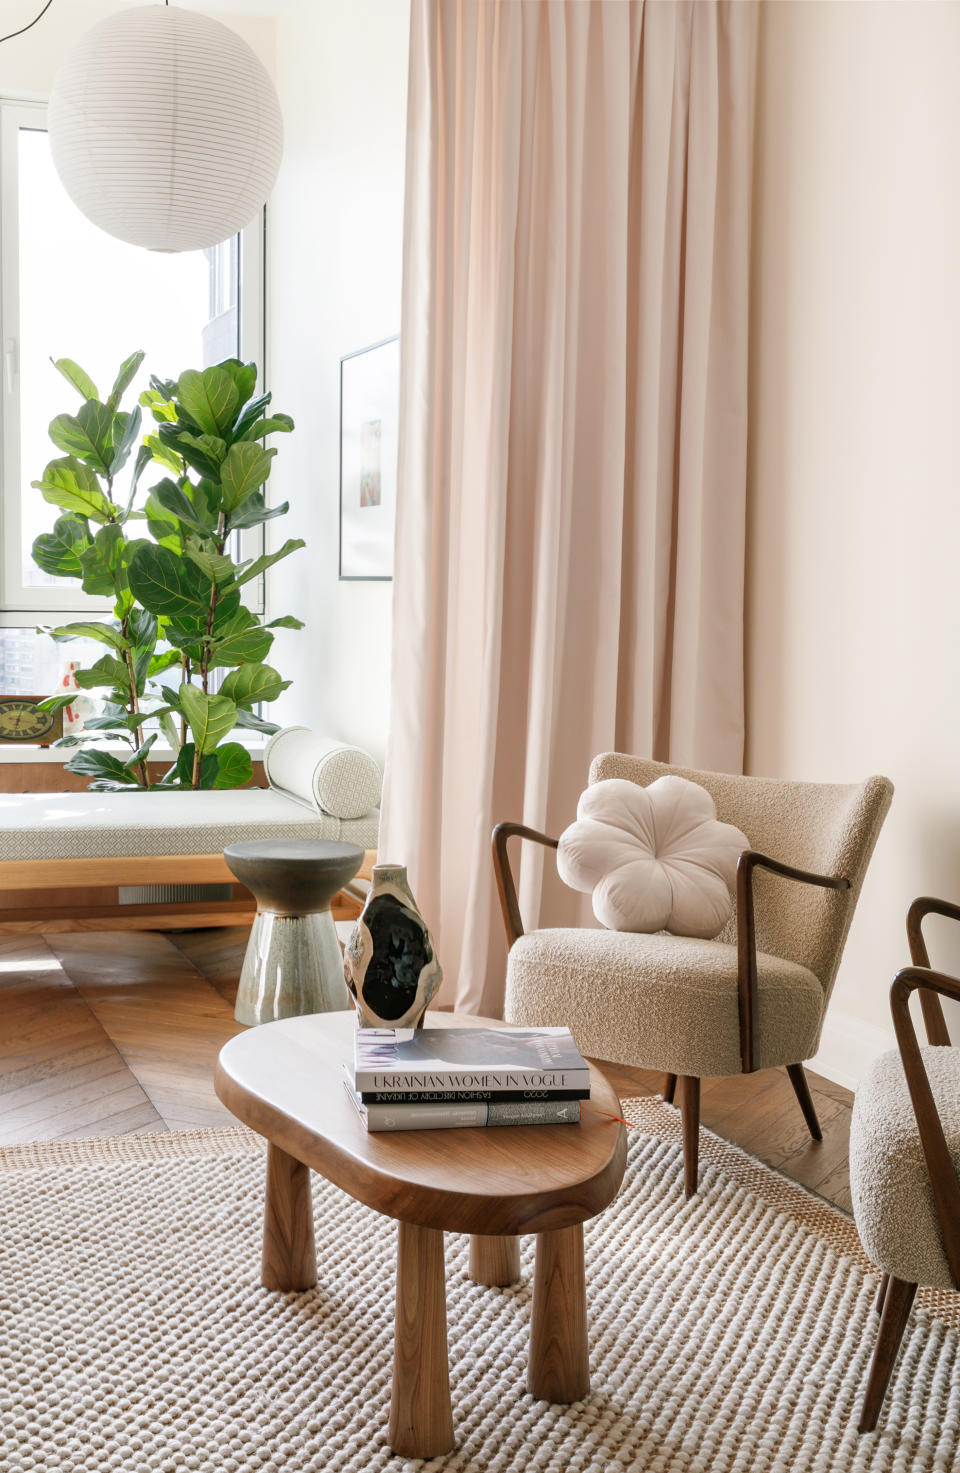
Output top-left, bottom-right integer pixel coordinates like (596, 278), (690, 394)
(0, 0), (54, 45)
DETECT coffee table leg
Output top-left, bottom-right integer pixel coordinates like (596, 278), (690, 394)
(469, 1234), (521, 1285)
(528, 1224), (589, 1402)
(261, 1142), (317, 1291)
(388, 1221), (454, 1458)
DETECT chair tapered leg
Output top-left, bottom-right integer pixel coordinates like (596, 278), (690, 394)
(678, 1076), (701, 1198)
(858, 1276), (917, 1433)
(662, 1074), (677, 1105)
(874, 1272), (889, 1316)
(786, 1063), (823, 1142)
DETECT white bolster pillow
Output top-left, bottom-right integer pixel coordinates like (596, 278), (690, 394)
(264, 727), (382, 820)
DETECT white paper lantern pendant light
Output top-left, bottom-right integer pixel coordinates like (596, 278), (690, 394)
(48, 2), (283, 253)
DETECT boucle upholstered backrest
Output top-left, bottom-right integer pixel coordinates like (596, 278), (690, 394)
(588, 754), (893, 996)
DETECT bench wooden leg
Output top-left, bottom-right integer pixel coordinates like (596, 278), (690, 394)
(389, 1221), (454, 1458)
(529, 1224), (589, 1403)
(261, 1143), (317, 1291)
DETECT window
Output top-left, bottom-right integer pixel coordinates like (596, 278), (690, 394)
(0, 100), (265, 693)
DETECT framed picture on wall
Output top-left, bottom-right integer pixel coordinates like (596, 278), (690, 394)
(339, 334), (400, 580)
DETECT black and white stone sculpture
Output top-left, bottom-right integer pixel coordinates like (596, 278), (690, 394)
(343, 864), (443, 1029)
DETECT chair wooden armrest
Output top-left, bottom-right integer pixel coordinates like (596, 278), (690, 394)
(491, 822), (560, 949)
(890, 965), (960, 1288)
(906, 897), (960, 1045)
(736, 850), (851, 1074)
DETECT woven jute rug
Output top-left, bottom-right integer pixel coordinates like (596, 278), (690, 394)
(1, 1098), (957, 1473)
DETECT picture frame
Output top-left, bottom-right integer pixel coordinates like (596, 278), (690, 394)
(339, 334), (400, 581)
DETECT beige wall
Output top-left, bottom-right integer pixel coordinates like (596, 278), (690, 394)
(748, 0), (960, 1083)
(265, 0), (409, 765)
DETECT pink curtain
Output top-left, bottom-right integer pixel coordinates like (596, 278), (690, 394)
(381, 0), (758, 1015)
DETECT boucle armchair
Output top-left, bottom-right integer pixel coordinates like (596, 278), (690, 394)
(850, 899), (960, 1433)
(495, 753), (892, 1196)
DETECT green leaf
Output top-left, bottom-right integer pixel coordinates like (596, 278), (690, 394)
(234, 707), (281, 735)
(232, 538), (305, 588)
(141, 432), (184, 474)
(158, 426), (225, 481)
(48, 620), (129, 651)
(122, 444), (155, 519)
(228, 494), (290, 531)
(32, 516), (91, 580)
(176, 367), (240, 438)
(265, 614), (305, 631)
(219, 442), (276, 513)
(36, 693), (79, 714)
(152, 478), (217, 537)
(78, 523), (127, 598)
(231, 391), (272, 440)
(219, 662), (289, 708)
(32, 457), (114, 523)
(237, 413), (294, 442)
(48, 401), (114, 474)
(217, 359), (258, 407)
(65, 749), (137, 782)
(178, 684), (237, 754)
(184, 547), (236, 585)
(147, 648), (183, 677)
(125, 733), (158, 768)
(108, 350), (145, 408)
(205, 607), (273, 669)
(158, 709), (181, 754)
(72, 655), (129, 691)
(128, 542), (212, 620)
(127, 608), (157, 648)
(210, 741), (253, 789)
(52, 358), (99, 402)
(108, 404), (142, 475)
(174, 743), (218, 789)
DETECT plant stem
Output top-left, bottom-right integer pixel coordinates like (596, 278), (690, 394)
(121, 616), (149, 789)
(192, 519), (226, 788)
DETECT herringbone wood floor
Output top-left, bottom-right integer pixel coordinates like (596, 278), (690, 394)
(0, 929), (855, 1211)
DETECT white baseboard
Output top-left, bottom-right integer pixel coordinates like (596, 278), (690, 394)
(808, 1011), (896, 1093)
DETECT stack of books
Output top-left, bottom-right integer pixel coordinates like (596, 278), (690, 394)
(344, 1025), (591, 1132)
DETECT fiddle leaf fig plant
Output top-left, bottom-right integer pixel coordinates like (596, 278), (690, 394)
(32, 353), (303, 791)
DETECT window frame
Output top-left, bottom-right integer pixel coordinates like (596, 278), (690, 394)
(0, 97), (267, 619)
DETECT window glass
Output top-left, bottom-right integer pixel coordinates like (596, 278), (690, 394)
(17, 126), (239, 592)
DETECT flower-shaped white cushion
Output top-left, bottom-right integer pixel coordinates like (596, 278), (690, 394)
(557, 776), (749, 938)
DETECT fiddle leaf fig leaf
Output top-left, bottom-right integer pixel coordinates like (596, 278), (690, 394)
(108, 404), (142, 475)
(48, 401), (114, 473)
(32, 516), (91, 579)
(108, 350), (145, 409)
(51, 358), (99, 402)
(217, 359), (258, 407)
(128, 542), (211, 620)
(227, 493), (289, 530)
(237, 413), (294, 442)
(48, 620), (129, 652)
(219, 662), (289, 708)
(176, 366), (240, 438)
(219, 442), (276, 512)
(231, 538), (305, 587)
(178, 684), (237, 754)
(32, 457), (114, 523)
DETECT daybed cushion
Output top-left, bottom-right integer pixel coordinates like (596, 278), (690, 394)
(850, 1044), (960, 1290)
(0, 790), (379, 860)
(264, 727), (382, 820)
(505, 927), (823, 1078)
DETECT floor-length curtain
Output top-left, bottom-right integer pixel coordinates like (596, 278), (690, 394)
(381, 0), (758, 1014)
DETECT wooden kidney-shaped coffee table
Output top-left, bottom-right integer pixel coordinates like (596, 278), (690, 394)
(215, 1009), (627, 1459)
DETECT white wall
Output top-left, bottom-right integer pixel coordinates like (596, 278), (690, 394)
(265, 0), (409, 765)
(747, 0), (960, 1085)
(0, 1), (274, 95)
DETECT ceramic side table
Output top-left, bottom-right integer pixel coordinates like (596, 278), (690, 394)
(224, 838), (364, 1026)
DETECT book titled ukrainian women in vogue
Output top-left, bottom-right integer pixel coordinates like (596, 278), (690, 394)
(353, 1026), (591, 1097)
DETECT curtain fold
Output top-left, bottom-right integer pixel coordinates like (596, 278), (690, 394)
(381, 0), (758, 1015)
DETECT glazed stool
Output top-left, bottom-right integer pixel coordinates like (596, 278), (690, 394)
(224, 838), (364, 1025)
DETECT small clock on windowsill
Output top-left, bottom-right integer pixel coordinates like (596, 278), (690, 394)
(0, 696), (64, 746)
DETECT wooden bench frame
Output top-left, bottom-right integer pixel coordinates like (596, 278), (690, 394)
(0, 849), (376, 935)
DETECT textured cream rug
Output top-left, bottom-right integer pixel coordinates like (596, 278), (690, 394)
(1, 1098), (957, 1473)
